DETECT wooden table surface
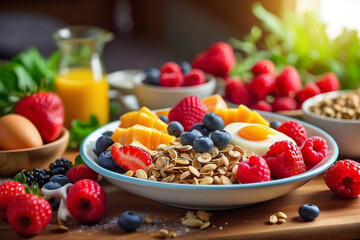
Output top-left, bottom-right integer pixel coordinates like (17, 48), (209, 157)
(1, 150), (360, 240)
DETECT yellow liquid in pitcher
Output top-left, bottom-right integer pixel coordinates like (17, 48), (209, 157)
(56, 68), (109, 128)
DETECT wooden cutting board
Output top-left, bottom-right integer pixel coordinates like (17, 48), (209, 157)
(1, 151), (359, 240)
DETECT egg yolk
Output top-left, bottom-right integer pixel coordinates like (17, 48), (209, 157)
(237, 125), (276, 141)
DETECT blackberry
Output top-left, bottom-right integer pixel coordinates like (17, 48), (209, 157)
(24, 168), (49, 188)
(49, 158), (72, 176)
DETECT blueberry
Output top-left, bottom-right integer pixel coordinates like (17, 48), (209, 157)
(95, 135), (114, 156)
(180, 129), (203, 146)
(211, 130), (231, 147)
(191, 123), (211, 137)
(167, 121), (184, 137)
(193, 137), (214, 153)
(117, 211), (143, 232)
(102, 131), (114, 136)
(98, 151), (119, 171)
(270, 120), (282, 130)
(49, 174), (73, 186)
(180, 61), (192, 74)
(43, 181), (62, 190)
(203, 112), (224, 131)
(142, 68), (160, 85)
(159, 115), (169, 124)
(298, 204), (320, 221)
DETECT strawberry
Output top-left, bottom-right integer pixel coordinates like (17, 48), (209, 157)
(65, 164), (99, 183)
(295, 83), (321, 106)
(229, 83), (254, 106)
(0, 181), (26, 220)
(275, 66), (302, 97)
(111, 145), (152, 172)
(316, 72), (340, 93)
(192, 42), (235, 79)
(250, 100), (273, 112)
(272, 96), (297, 112)
(67, 179), (107, 223)
(183, 69), (206, 86)
(168, 95), (208, 131)
(14, 92), (65, 142)
(250, 73), (275, 100)
(224, 78), (243, 100)
(7, 194), (52, 236)
(251, 59), (276, 76)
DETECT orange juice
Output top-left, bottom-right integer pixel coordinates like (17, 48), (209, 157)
(56, 68), (109, 128)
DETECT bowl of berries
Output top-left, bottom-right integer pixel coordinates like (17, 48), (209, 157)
(133, 61), (217, 109)
(80, 95), (339, 210)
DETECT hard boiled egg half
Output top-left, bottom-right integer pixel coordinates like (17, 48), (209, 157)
(224, 122), (295, 156)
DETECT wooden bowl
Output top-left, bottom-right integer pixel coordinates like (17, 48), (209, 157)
(0, 128), (69, 177)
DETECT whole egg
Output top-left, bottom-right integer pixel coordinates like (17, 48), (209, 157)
(0, 114), (43, 150)
(224, 122), (295, 156)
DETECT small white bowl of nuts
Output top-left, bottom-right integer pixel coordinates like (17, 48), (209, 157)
(302, 89), (360, 157)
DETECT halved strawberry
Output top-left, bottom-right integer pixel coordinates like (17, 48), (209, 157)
(111, 145), (152, 172)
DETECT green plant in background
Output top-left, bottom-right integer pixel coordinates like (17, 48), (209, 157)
(230, 3), (360, 89)
(0, 47), (59, 115)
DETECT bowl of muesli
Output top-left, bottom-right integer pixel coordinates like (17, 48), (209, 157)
(80, 111), (338, 210)
(302, 89), (360, 158)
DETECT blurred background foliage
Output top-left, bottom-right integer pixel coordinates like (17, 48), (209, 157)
(230, 3), (360, 90)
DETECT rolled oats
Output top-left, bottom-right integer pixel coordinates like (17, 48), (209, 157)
(127, 138), (251, 185)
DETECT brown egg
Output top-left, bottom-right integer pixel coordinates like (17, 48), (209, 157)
(0, 114), (43, 150)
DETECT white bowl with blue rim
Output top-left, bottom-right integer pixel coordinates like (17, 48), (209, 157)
(80, 111), (338, 210)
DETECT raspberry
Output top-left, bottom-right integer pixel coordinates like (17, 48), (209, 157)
(295, 83), (321, 106)
(7, 194), (52, 236)
(301, 137), (328, 166)
(250, 100), (273, 112)
(160, 62), (182, 74)
(277, 120), (307, 146)
(272, 96), (297, 111)
(275, 66), (301, 97)
(250, 73), (274, 100)
(237, 155), (271, 183)
(228, 83), (253, 106)
(192, 42), (236, 79)
(324, 159), (360, 198)
(159, 71), (184, 87)
(251, 59), (276, 76)
(316, 72), (340, 93)
(168, 95), (208, 131)
(183, 69), (206, 86)
(224, 78), (243, 99)
(65, 164), (99, 183)
(0, 181), (25, 220)
(263, 140), (306, 179)
(67, 179), (107, 223)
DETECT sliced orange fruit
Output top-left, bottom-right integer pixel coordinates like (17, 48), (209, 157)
(111, 124), (175, 150)
(202, 94), (228, 112)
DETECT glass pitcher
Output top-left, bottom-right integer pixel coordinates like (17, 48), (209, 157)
(53, 26), (114, 128)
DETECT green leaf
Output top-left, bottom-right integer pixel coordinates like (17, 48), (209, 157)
(68, 115), (101, 149)
(75, 154), (85, 165)
(14, 170), (27, 184)
(252, 3), (285, 40)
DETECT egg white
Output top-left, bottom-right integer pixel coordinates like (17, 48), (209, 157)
(224, 122), (296, 156)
